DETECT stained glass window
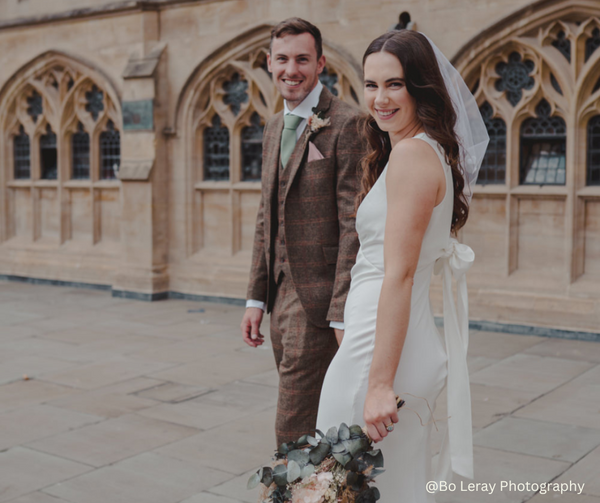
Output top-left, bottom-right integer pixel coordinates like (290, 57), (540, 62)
(585, 28), (600, 62)
(241, 112), (264, 181)
(27, 90), (43, 123)
(520, 99), (566, 185)
(203, 115), (230, 180)
(85, 85), (104, 121)
(222, 73), (249, 116)
(477, 102), (506, 184)
(100, 120), (120, 180)
(495, 52), (535, 107)
(13, 125), (30, 179)
(552, 30), (571, 62)
(40, 124), (58, 180)
(71, 122), (90, 179)
(587, 115), (600, 186)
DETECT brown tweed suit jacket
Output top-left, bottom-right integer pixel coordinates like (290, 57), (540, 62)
(247, 87), (364, 328)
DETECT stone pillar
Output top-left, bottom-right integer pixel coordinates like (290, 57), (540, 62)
(112, 38), (169, 300)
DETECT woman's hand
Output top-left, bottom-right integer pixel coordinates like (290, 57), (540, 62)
(364, 385), (399, 442)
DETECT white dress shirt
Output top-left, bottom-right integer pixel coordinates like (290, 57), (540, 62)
(247, 80), (344, 331)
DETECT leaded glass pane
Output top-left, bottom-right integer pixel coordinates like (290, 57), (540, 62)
(477, 102), (506, 184)
(100, 120), (120, 180)
(585, 28), (600, 62)
(203, 115), (230, 180)
(40, 124), (57, 180)
(241, 112), (264, 181)
(222, 73), (249, 116)
(13, 125), (30, 179)
(85, 85), (104, 121)
(587, 115), (600, 186)
(520, 100), (566, 185)
(552, 30), (571, 62)
(550, 73), (563, 95)
(72, 122), (90, 179)
(319, 67), (339, 96)
(27, 90), (43, 123)
(495, 52), (535, 107)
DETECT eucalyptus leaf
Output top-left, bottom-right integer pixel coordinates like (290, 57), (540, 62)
(326, 426), (338, 444)
(349, 437), (371, 456)
(287, 449), (310, 467)
(273, 464), (288, 488)
(309, 442), (330, 465)
(338, 423), (350, 441)
(331, 442), (346, 454)
(349, 424), (364, 437)
(278, 442), (290, 455)
(306, 435), (319, 447)
(346, 471), (358, 486)
(367, 449), (384, 468)
(296, 434), (308, 447)
(315, 429), (325, 438)
(300, 463), (315, 479)
(247, 471), (261, 490)
(287, 460), (301, 482)
(261, 466), (273, 487)
(332, 452), (351, 467)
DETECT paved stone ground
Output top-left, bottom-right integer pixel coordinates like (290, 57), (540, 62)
(1, 280), (599, 503)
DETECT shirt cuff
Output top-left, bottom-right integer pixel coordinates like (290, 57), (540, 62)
(246, 299), (266, 311)
(329, 321), (345, 330)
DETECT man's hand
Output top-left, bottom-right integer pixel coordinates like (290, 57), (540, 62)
(334, 328), (344, 346)
(241, 307), (265, 347)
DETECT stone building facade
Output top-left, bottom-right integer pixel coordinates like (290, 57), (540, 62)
(0, 0), (599, 332)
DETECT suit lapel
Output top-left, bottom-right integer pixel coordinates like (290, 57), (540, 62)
(283, 87), (334, 201)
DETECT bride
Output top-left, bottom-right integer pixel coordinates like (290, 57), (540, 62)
(316, 31), (488, 501)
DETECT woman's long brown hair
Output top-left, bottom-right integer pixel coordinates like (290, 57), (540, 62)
(357, 31), (469, 234)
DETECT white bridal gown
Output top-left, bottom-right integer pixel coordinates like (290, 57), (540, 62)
(317, 133), (475, 502)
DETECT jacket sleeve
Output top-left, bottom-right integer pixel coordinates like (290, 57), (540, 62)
(326, 113), (363, 323)
(246, 124), (271, 303)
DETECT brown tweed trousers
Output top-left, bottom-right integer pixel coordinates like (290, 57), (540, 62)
(247, 87), (364, 446)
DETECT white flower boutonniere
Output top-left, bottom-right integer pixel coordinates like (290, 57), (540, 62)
(307, 108), (331, 135)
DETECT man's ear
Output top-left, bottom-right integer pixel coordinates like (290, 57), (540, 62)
(267, 52), (273, 73)
(317, 55), (326, 75)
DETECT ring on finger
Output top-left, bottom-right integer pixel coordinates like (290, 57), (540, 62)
(385, 423), (394, 432)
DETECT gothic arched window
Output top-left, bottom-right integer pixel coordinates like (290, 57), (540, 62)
(477, 102), (506, 184)
(40, 124), (57, 180)
(13, 125), (30, 179)
(588, 115), (600, 186)
(100, 120), (120, 180)
(203, 115), (230, 181)
(241, 112), (264, 181)
(71, 122), (90, 179)
(520, 99), (566, 185)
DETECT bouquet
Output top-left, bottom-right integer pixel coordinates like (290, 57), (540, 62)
(248, 398), (405, 503)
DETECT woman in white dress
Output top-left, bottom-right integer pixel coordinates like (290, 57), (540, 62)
(316, 31), (488, 502)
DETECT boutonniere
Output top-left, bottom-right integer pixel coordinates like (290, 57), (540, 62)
(306, 107), (331, 135)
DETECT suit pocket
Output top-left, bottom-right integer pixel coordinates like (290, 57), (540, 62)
(322, 245), (339, 265)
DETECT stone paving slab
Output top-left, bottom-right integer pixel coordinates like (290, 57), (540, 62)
(0, 280), (599, 503)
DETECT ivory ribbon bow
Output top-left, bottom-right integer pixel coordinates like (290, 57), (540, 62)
(433, 238), (475, 482)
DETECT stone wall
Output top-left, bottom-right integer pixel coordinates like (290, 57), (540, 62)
(0, 0), (599, 332)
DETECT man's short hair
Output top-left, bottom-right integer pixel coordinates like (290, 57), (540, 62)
(270, 17), (323, 60)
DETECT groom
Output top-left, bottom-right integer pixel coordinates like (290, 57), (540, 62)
(241, 18), (363, 446)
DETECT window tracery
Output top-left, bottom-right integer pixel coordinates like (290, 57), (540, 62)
(477, 102), (506, 184)
(13, 125), (30, 180)
(587, 115), (600, 186)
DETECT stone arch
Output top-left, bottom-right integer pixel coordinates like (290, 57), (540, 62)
(451, 0), (600, 287)
(0, 50), (122, 245)
(174, 24), (363, 258)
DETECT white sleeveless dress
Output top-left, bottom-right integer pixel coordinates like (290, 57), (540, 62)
(317, 133), (475, 502)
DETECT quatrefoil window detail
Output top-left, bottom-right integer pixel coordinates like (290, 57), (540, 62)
(551, 30), (571, 62)
(494, 52), (535, 107)
(85, 85), (104, 121)
(26, 90), (43, 123)
(222, 73), (249, 116)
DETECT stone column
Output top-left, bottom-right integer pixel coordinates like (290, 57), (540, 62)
(112, 40), (169, 300)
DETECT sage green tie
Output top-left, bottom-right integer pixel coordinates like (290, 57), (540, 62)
(280, 114), (303, 169)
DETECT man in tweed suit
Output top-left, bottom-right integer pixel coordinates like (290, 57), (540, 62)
(240, 18), (363, 446)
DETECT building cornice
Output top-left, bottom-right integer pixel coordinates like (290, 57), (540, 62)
(0, 0), (225, 31)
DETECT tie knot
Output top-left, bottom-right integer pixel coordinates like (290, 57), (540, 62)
(284, 114), (303, 131)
